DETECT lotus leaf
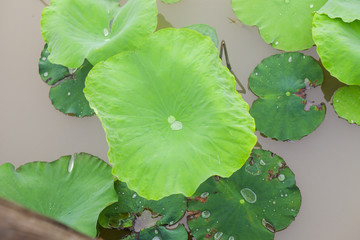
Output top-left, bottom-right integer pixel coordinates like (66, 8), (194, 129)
(185, 24), (219, 47)
(124, 225), (188, 240)
(231, 0), (327, 51)
(0, 153), (117, 237)
(249, 52), (325, 141)
(188, 149), (301, 240)
(313, 13), (360, 85)
(41, 0), (157, 68)
(317, 0), (360, 23)
(333, 86), (360, 125)
(84, 28), (257, 200)
(99, 181), (187, 229)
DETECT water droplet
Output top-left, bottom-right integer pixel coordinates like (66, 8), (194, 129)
(281, 194), (284, 197)
(168, 115), (176, 124)
(67, 92), (71, 96)
(152, 236), (161, 240)
(214, 232), (223, 240)
(260, 160), (266, 166)
(171, 121), (182, 131)
(278, 174), (285, 181)
(288, 56), (292, 62)
(285, 0), (289, 3)
(285, 194), (288, 197)
(44, 72), (49, 77)
(169, 221), (174, 225)
(273, 201), (276, 204)
(310, 4), (314, 8)
(132, 193), (137, 198)
(42, 57), (47, 61)
(229, 236), (235, 240)
(201, 210), (211, 218)
(154, 229), (159, 234)
(255, 72), (258, 76)
(240, 188), (257, 204)
(201, 192), (209, 198)
(207, 228), (210, 232)
(68, 154), (75, 173)
(104, 28), (109, 37)
(275, 41), (279, 45)
(350, 120), (354, 124)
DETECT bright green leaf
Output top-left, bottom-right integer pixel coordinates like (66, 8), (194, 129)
(249, 52), (325, 141)
(0, 153), (117, 237)
(188, 149), (301, 240)
(84, 28), (257, 200)
(41, 0), (157, 68)
(185, 24), (219, 47)
(317, 0), (360, 23)
(231, 0), (327, 51)
(333, 86), (360, 125)
(99, 181), (187, 229)
(313, 13), (360, 85)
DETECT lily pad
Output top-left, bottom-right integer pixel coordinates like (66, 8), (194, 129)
(98, 181), (187, 229)
(231, 0), (327, 51)
(317, 0), (360, 23)
(84, 28), (257, 200)
(313, 13), (360, 85)
(249, 52), (325, 141)
(333, 86), (360, 125)
(0, 153), (117, 237)
(188, 149), (301, 240)
(185, 24), (219, 47)
(41, 0), (157, 68)
(125, 225), (188, 240)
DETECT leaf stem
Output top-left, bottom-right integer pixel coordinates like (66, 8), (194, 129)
(39, 0), (49, 6)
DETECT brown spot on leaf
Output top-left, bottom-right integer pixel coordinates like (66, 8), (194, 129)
(205, 228), (217, 239)
(295, 88), (306, 99)
(187, 210), (201, 220)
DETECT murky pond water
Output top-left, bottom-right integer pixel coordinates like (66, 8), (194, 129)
(1, 0), (359, 240)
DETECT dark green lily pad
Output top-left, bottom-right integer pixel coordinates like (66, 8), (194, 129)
(313, 13), (360, 85)
(185, 24), (219, 47)
(249, 52), (326, 141)
(124, 225), (188, 240)
(232, 0), (327, 51)
(98, 181), (187, 229)
(41, 0), (157, 68)
(0, 153), (117, 237)
(84, 28), (257, 200)
(333, 86), (360, 125)
(188, 149), (301, 240)
(317, 0), (360, 23)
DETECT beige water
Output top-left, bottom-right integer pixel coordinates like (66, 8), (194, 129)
(1, 0), (359, 239)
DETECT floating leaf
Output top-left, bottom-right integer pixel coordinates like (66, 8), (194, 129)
(41, 0), (157, 68)
(99, 181), (187, 229)
(84, 28), (257, 200)
(313, 13), (360, 85)
(125, 225), (188, 240)
(185, 24), (219, 47)
(333, 86), (360, 125)
(0, 153), (117, 237)
(249, 52), (325, 141)
(188, 149), (301, 240)
(317, 0), (360, 23)
(231, 0), (327, 51)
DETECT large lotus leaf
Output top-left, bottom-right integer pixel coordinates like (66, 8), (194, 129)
(0, 153), (117, 237)
(185, 24), (219, 47)
(125, 225), (188, 240)
(41, 0), (157, 68)
(188, 149), (301, 240)
(249, 52), (325, 141)
(84, 28), (257, 200)
(313, 13), (360, 85)
(39, 44), (70, 86)
(333, 86), (360, 125)
(231, 0), (327, 51)
(317, 0), (360, 23)
(99, 181), (187, 229)
(49, 60), (95, 117)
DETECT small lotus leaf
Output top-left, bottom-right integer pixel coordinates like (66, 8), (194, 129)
(0, 153), (117, 237)
(313, 13), (360, 85)
(49, 60), (95, 117)
(249, 52), (325, 141)
(333, 86), (360, 125)
(84, 28), (257, 200)
(185, 24), (219, 47)
(99, 181), (187, 229)
(41, 0), (157, 68)
(317, 0), (360, 23)
(39, 44), (70, 85)
(124, 225), (188, 240)
(231, 0), (327, 51)
(188, 149), (301, 240)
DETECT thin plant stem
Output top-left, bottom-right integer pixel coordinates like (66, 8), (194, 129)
(39, 0), (49, 6)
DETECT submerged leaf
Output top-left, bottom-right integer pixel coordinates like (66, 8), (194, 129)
(333, 86), (360, 125)
(125, 225), (188, 240)
(231, 0), (327, 51)
(313, 13), (360, 85)
(0, 153), (117, 237)
(317, 0), (360, 23)
(41, 0), (157, 68)
(249, 52), (325, 141)
(84, 28), (257, 200)
(188, 149), (301, 240)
